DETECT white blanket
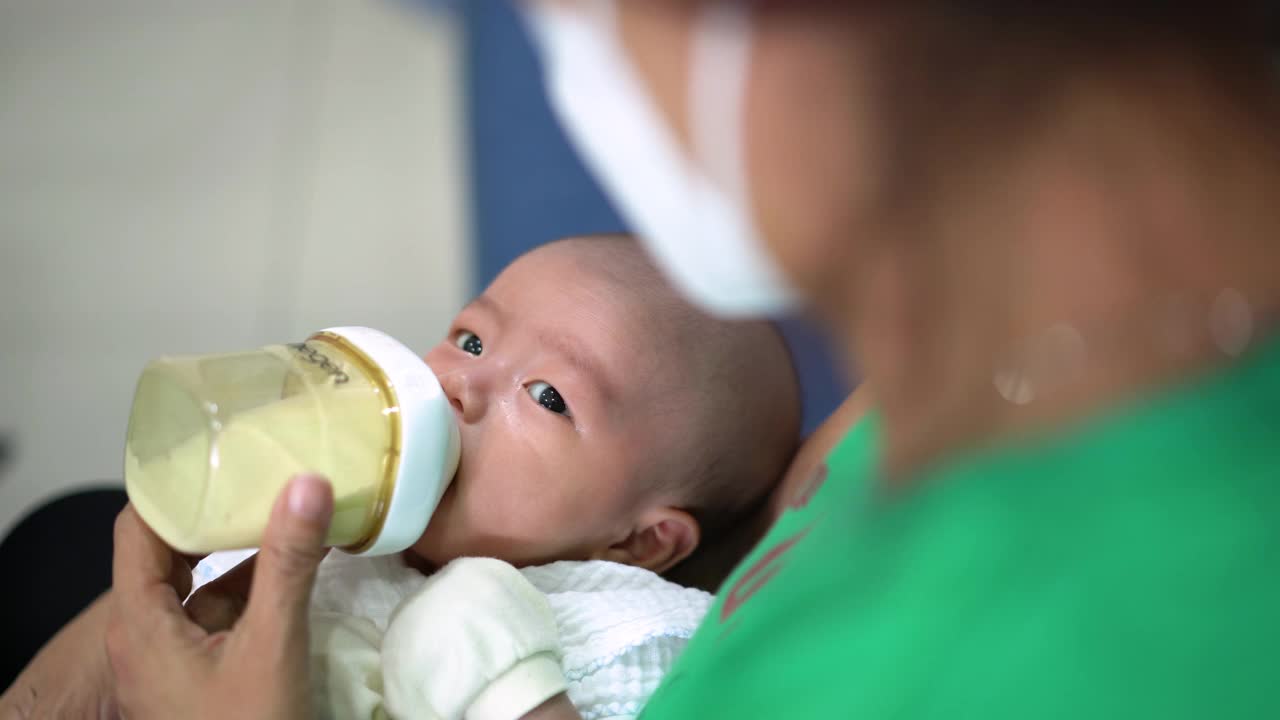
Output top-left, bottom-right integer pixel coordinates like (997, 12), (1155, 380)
(193, 552), (711, 720)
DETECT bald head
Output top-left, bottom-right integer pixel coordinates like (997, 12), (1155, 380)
(542, 235), (802, 545)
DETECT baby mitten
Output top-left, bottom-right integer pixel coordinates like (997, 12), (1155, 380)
(381, 558), (566, 720)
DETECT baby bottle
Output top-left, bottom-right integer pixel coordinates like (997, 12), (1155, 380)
(123, 327), (459, 556)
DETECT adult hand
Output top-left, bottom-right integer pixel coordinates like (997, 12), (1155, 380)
(105, 474), (333, 720)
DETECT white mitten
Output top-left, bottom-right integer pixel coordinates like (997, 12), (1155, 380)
(381, 558), (566, 720)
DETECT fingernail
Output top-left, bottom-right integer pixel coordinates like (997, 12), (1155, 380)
(288, 474), (331, 521)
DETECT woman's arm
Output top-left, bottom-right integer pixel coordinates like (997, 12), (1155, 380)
(0, 594), (118, 719)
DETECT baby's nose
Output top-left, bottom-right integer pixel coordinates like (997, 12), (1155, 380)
(436, 368), (483, 423)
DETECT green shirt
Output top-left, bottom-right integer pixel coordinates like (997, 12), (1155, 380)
(641, 338), (1280, 718)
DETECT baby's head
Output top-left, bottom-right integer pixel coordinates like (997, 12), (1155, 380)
(412, 236), (800, 581)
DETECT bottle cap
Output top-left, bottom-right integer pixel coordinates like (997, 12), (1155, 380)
(317, 326), (460, 556)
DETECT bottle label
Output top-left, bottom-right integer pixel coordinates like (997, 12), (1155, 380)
(288, 342), (350, 384)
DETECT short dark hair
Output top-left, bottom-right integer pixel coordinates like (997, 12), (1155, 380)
(862, 3), (1278, 219)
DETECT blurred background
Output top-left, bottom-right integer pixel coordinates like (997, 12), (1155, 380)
(0, 0), (846, 536)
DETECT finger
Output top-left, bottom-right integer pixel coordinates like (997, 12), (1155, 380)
(108, 505), (205, 685)
(184, 555), (256, 632)
(112, 505), (183, 615)
(169, 556), (195, 601)
(239, 474), (332, 651)
(111, 504), (192, 607)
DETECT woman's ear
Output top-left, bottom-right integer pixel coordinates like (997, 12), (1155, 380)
(596, 507), (700, 575)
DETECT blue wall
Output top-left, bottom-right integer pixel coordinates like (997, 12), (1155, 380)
(462, 0), (626, 287)
(461, 0), (849, 433)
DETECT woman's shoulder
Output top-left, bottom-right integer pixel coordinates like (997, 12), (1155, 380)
(768, 385), (875, 519)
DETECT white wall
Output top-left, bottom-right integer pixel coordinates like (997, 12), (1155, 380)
(0, 0), (469, 535)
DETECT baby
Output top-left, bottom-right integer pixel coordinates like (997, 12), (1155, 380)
(414, 235), (799, 576)
(195, 235), (800, 719)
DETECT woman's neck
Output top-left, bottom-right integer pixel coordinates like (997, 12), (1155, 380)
(837, 76), (1280, 482)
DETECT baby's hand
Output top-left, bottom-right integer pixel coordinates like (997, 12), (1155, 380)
(381, 558), (566, 720)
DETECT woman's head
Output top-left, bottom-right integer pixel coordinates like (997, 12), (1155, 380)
(526, 1), (1280, 478)
(524, 1), (1278, 321)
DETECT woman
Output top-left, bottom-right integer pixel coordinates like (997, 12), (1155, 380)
(7, 2), (1280, 717)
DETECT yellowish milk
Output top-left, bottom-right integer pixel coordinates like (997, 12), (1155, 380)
(126, 362), (392, 553)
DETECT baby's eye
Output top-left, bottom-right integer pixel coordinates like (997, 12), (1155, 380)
(527, 381), (571, 418)
(454, 330), (483, 357)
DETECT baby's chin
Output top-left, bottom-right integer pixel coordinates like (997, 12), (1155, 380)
(399, 546), (438, 575)
(406, 476), (460, 556)
(406, 511), (455, 571)
(405, 494), (493, 571)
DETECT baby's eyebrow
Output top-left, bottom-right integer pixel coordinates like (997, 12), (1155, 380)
(544, 332), (619, 406)
(467, 293), (505, 328)
(469, 292), (619, 405)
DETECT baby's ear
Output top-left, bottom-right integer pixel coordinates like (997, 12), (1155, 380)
(597, 507), (700, 575)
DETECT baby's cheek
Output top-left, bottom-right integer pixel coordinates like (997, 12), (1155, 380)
(455, 431), (593, 558)
(481, 486), (559, 535)
(453, 464), (536, 529)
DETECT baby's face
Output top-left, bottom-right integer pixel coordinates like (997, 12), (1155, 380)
(412, 246), (684, 567)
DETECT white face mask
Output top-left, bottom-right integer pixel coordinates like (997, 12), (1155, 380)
(522, 1), (801, 317)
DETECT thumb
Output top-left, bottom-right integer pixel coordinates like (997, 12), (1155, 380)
(239, 474), (333, 647)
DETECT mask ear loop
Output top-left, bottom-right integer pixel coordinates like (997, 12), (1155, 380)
(689, 2), (754, 209)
